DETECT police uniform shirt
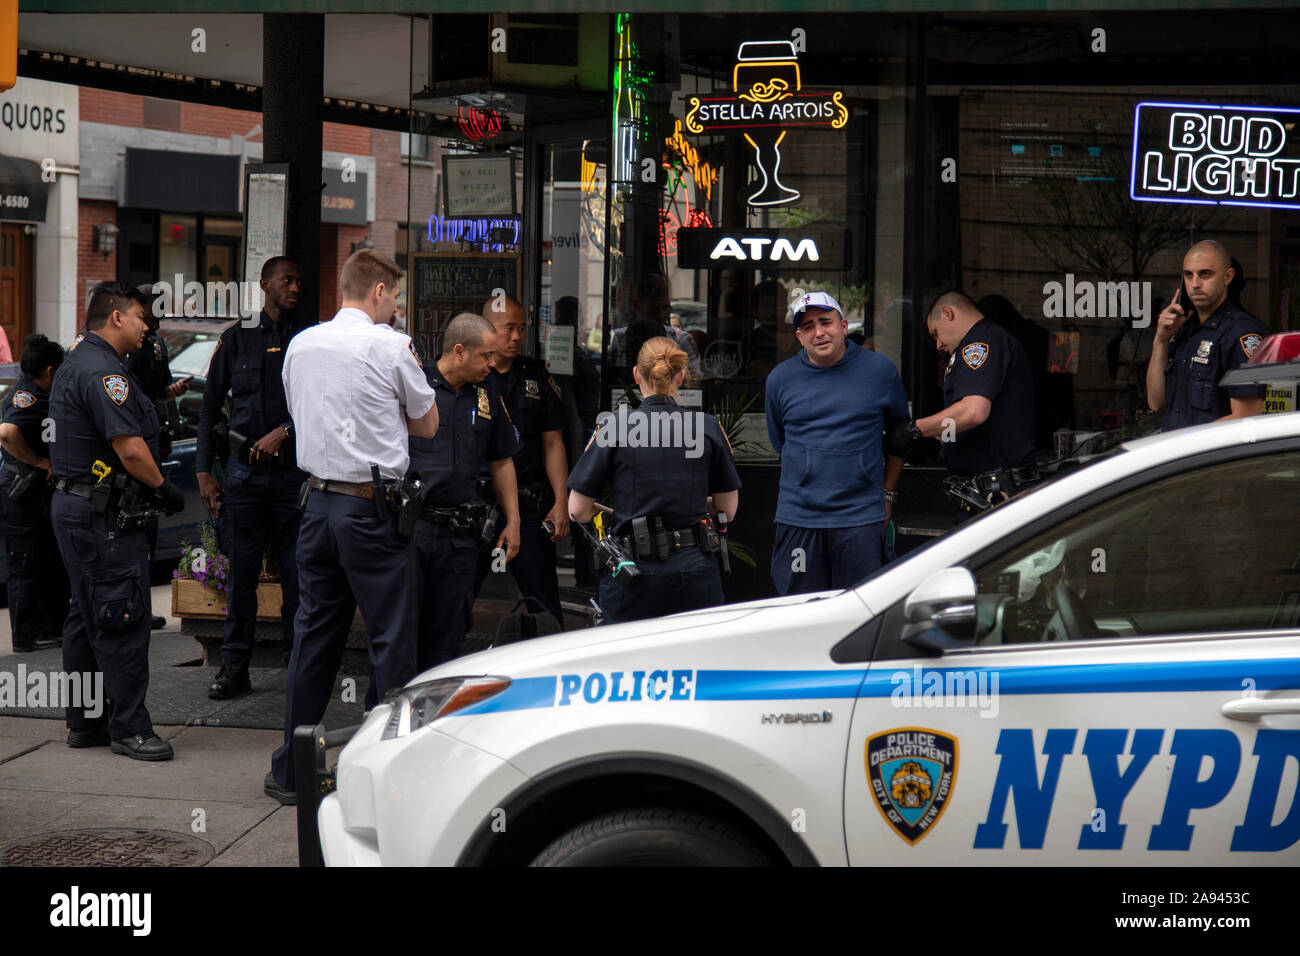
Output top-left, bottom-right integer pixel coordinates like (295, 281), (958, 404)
(124, 329), (173, 403)
(409, 370), (520, 507)
(1162, 300), (1267, 431)
(0, 377), (51, 481)
(49, 331), (161, 480)
(484, 356), (565, 489)
(196, 310), (302, 472)
(567, 395), (742, 537)
(942, 317), (1036, 476)
(282, 307), (436, 483)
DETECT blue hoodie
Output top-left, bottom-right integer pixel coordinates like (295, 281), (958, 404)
(765, 340), (910, 528)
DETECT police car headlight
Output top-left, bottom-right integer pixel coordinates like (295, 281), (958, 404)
(381, 677), (512, 740)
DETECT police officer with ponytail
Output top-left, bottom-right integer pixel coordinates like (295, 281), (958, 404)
(0, 334), (69, 651)
(567, 337), (741, 623)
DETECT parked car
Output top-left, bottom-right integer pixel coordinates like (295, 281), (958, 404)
(308, 405), (1300, 866)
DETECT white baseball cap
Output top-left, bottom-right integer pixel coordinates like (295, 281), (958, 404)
(791, 290), (843, 325)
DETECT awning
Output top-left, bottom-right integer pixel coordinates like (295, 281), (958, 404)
(0, 155), (48, 223)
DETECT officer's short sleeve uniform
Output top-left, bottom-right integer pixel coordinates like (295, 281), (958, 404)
(1162, 302), (1268, 431)
(410, 372), (520, 507)
(942, 318), (1036, 476)
(1, 378), (51, 470)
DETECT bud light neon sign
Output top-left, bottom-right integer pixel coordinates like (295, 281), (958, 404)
(1130, 102), (1300, 210)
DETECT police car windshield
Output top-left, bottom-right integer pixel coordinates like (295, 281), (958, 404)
(168, 337), (220, 378)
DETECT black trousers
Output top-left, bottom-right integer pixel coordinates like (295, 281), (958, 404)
(270, 490), (417, 790)
(0, 484), (70, 648)
(474, 509), (564, 630)
(412, 519), (478, 671)
(51, 492), (154, 739)
(597, 546), (723, 624)
(218, 459), (304, 665)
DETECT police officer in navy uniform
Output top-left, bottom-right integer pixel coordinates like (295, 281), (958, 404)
(196, 257), (307, 699)
(1146, 240), (1267, 430)
(0, 334), (69, 651)
(476, 294), (568, 629)
(267, 249), (438, 804)
(568, 337), (741, 624)
(127, 284), (190, 460)
(890, 291), (1037, 515)
(409, 313), (521, 668)
(50, 282), (186, 759)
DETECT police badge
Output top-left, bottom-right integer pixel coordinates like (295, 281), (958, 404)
(476, 387), (492, 420)
(961, 342), (989, 370)
(11, 390), (35, 410)
(1240, 333), (1262, 359)
(103, 375), (130, 406)
(524, 378), (540, 400)
(866, 728), (958, 845)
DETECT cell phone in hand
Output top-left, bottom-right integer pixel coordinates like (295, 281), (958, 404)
(542, 519), (556, 535)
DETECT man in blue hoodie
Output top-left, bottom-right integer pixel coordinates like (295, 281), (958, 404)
(765, 291), (910, 595)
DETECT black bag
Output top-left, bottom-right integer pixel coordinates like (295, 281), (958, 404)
(492, 597), (561, 647)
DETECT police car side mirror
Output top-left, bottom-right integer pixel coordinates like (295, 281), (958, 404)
(902, 568), (978, 652)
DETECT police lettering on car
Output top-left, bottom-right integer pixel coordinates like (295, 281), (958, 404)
(196, 257), (307, 701)
(408, 313), (521, 670)
(1147, 240), (1268, 431)
(49, 282), (186, 761)
(475, 293), (569, 630)
(266, 249), (438, 805)
(568, 336), (740, 624)
(0, 334), (69, 653)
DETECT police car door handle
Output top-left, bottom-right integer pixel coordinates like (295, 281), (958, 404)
(1220, 696), (1300, 721)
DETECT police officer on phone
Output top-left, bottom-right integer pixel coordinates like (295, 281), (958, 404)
(1145, 240), (1267, 431)
(267, 249), (438, 804)
(408, 313), (521, 668)
(568, 337), (741, 624)
(0, 334), (69, 652)
(127, 284), (189, 459)
(196, 257), (307, 699)
(50, 282), (186, 760)
(475, 294), (568, 629)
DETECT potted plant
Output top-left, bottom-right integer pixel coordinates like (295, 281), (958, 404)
(170, 522), (283, 620)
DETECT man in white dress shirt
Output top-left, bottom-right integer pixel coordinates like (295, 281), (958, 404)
(267, 249), (438, 804)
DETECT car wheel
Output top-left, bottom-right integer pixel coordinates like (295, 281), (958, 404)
(530, 807), (775, 867)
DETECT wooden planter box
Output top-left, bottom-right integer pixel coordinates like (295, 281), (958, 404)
(170, 577), (284, 621)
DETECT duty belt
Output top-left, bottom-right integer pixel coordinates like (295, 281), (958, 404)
(617, 523), (715, 561)
(420, 500), (488, 533)
(307, 475), (375, 500)
(54, 477), (98, 500)
(945, 464), (1042, 514)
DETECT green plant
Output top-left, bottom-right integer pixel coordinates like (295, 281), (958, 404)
(710, 391), (767, 460)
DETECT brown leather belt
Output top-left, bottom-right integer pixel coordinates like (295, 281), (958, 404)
(307, 475), (374, 500)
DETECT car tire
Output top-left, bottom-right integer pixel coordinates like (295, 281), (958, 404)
(530, 807), (774, 867)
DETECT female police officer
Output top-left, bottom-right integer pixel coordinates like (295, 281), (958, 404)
(0, 334), (69, 651)
(567, 337), (740, 623)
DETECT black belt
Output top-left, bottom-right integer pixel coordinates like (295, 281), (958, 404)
(617, 524), (708, 560)
(420, 501), (487, 525)
(54, 477), (98, 500)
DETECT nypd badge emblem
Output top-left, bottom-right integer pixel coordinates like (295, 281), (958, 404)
(1197, 339), (1213, 358)
(103, 375), (130, 406)
(525, 378), (540, 400)
(476, 387), (492, 420)
(1240, 333), (1262, 359)
(866, 728), (958, 845)
(11, 390), (35, 410)
(961, 342), (989, 370)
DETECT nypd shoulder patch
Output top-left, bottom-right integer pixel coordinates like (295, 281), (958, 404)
(962, 342), (989, 370)
(1240, 333), (1262, 359)
(102, 374), (130, 406)
(866, 727), (958, 845)
(11, 390), (36, 410)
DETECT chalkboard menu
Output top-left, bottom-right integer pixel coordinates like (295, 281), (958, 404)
(408, 252), (520, 361)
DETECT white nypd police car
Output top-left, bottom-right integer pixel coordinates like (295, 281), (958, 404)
(309, 407), (1300, 867)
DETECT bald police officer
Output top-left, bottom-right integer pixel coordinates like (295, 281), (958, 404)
(50, 282), (186, 760)
(266, 249), (438, 804)
(409, 313), (521, 669)
(1146, 240), (1267, 430)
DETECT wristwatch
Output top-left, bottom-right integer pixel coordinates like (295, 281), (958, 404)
(281, 421), (294, 437)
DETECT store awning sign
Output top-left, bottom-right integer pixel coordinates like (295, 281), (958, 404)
(685, 40), (847, 208)
(1131, 102), (1300, 210)
(0, 156), (48, 223)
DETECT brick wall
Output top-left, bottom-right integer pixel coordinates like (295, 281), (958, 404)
(76, 201), (120, 330)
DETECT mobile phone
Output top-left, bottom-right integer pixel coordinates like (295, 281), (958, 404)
(542, 519), (556, 535)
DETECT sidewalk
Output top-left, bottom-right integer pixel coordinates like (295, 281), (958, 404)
(0, 583), (298, 866)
